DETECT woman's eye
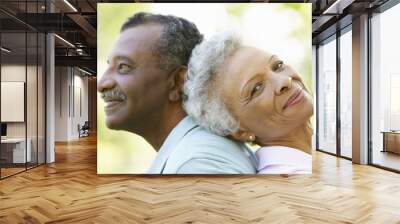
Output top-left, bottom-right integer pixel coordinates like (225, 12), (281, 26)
(118, 63), (131, 73)
(273, 61), (284, 71)
(250, 82), (264, 98)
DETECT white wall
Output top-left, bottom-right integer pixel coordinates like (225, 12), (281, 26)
(54, 67), (89, 141)
(55, 67), (69, 141)
(1, 65), (40, 138)
(1, 66), (26, 141)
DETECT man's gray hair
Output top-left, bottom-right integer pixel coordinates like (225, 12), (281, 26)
(183, 31), (242, 136)
(121, 12), (203, 72)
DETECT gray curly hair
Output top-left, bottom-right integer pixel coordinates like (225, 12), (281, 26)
(183, 31), (243, 136)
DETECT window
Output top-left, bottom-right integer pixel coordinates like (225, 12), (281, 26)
(340, 28), (352, 158)
(0, 1), (46, 179)
(371, 2), (400, 171)
(317, 36), (337, 154)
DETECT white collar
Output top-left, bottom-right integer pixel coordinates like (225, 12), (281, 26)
(256, 146), (311, 170)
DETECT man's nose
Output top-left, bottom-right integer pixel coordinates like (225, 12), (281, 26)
(274, 76), (293, 95)
(97, 71), (116, 93)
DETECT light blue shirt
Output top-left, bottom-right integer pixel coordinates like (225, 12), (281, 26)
(147, 116), (258, 174)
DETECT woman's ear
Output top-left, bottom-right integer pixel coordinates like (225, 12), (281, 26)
(231, 130), (255, 142)
(168, 66), (187, 102)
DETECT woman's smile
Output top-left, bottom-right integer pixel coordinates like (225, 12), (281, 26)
(283, 88), (304, 110)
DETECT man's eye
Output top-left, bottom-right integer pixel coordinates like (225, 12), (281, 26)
(273, 61), (284, 71)
(250, 82), (264, 98)
(118, 63), (131, 73)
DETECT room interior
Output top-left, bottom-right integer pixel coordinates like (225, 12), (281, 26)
(0, 0), (399, 222)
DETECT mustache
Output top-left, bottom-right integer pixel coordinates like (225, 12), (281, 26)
(100, 89), (127, 101)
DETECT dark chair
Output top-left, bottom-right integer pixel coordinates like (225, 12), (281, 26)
(79, 121), (90, 138)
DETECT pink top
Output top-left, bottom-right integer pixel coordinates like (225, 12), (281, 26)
(256, 146), (312, 174)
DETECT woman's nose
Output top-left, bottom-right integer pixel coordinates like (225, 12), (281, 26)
(275, 76), (292, 95)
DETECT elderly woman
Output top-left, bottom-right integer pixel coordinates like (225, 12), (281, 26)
(183, 32), (314, 174)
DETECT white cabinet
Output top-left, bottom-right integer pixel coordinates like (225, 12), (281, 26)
(1, 138), (32, 163)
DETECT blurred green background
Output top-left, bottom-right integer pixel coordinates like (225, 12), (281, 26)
(97, 3), (312, 174)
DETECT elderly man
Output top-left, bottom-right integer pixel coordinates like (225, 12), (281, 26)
(97, 12), (257, 174)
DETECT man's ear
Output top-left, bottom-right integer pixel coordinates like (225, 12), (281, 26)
(168, 66), (187, 102)
(230, 129), (255, 142)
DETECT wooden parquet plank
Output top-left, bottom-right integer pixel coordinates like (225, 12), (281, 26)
(1, 134), (400, 223)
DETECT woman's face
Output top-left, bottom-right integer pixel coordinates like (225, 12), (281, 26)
(218, 46), (313, 143)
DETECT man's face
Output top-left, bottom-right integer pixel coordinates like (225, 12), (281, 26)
(98, 24), (171, 131)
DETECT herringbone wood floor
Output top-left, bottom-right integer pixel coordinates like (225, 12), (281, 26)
(1, 134), (400, 224)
